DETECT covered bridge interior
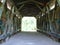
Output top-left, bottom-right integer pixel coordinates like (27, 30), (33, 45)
(0, 0), (60, 45)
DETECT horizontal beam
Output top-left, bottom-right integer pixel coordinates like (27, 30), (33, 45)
(32, 0), (44, 6)
(17, 1), (30, 5)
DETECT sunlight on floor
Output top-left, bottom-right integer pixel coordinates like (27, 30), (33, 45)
(21, 17), (37, 32)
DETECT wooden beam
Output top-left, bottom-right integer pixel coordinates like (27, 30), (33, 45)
(17, 0), (44, 6)
(32, 0), (44, 6)
(18, 4), (24, 11)
(35, 4), (43, 12)
(17, 1), (30, 5)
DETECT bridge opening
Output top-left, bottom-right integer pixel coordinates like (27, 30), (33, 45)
(21, 17), (37, 32)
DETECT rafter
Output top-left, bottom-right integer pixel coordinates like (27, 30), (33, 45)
(18, 4), (25, 11)
(32, 0), (44, 6)
(35, 4), (43, 12)
(17, 0), (44, 6)
(17, 1), (30, 5)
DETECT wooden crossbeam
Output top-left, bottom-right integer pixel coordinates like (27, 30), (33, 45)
(17, 0), (44, 6)
(17, 1), (30, 5)
(18, 4), (25, 11)
(32, 0), (44, 6)
(35, 4), (43, 12)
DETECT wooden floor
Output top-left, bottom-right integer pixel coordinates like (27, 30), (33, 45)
(1, 32), (60, 45)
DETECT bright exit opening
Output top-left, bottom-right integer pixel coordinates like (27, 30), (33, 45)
(21, 17), (37, 32)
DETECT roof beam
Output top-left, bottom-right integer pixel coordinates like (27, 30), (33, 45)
(32, 0), (44, 6)
(17, 0), (44, 6)
(17, 1), (30, 5)
(18, 4), (25, 11)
